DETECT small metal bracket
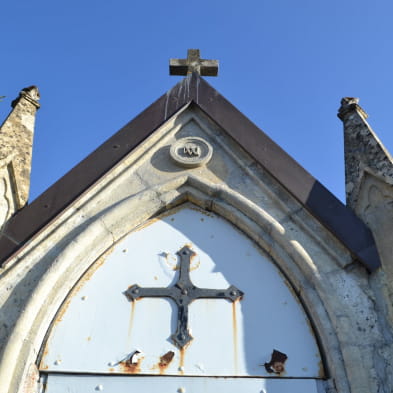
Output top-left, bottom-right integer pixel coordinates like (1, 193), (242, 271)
(125, 245), (243, 348)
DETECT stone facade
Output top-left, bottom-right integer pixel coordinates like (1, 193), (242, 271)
(0, 86), (40, 227)
(0, 78), (392, 393)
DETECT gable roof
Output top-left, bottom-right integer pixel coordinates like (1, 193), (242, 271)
(0, 73), (381, 271)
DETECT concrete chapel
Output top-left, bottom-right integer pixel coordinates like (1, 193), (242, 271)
(0, 50), (392, 393)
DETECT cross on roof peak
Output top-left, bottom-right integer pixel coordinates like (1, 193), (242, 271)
(169, 49), (219, 77)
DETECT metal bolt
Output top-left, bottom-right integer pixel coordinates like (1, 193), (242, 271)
(178, 388), (186, 393)
(178, 366), (185, 372)
(133, 288), (139, 294)
(95, 385), (104, 391)
(108, 361), (115, 367)
(181, 289), (188, 295)
(81, 296), (87, 300)
(230, 290), (237, 297)
(54, 360), (61, 365)
(179, 334), (186, 340)
(122, 249), (127, 253)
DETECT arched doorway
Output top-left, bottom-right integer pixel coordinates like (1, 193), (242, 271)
(39, 205), (324, 392)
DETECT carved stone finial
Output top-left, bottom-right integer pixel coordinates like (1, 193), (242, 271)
(0, 85), (40, 210)
(338, 97), (367, 120)
(12, 85), (40, 109)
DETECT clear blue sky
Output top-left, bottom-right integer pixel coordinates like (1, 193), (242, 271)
(1, 0), (393, 202)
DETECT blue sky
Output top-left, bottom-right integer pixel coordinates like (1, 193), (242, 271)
(1, 0), (393, 202)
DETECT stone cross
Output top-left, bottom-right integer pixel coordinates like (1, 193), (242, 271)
(169, 49), (219, 76)
(125, 245), (243, 348)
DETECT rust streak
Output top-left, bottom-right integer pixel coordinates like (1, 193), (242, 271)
(232, 301), (239, 373)
(179, 348), (185, 375)
(127, 300), (136, 345)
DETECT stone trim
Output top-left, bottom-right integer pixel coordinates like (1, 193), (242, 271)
(0, 175), (352, 393)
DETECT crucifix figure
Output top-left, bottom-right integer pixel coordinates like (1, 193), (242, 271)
(169, 49), (219, 76)
(124, 245), (243, 348)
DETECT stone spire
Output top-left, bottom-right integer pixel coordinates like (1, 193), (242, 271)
(0, 86), (40, 222)
(338, 97), (393, 210)
(339, 98), (393, 321)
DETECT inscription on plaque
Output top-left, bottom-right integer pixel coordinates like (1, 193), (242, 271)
(170, 137), (213, 168)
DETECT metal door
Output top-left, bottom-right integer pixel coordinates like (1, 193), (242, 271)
(39, 205), (323, 392)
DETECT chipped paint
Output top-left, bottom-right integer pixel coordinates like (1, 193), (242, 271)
(158, 351), (175, 374)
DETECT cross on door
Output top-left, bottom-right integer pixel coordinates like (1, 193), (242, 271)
(124, 245), (243, 348)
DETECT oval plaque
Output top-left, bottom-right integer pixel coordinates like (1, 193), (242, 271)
(170, 137), (213, 168)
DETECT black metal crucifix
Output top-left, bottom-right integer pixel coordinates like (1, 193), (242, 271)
(124, 245), (243, 348)
(169, 49), (219, 76)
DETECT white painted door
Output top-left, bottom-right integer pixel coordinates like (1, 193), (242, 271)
(39, 205), (323, 392)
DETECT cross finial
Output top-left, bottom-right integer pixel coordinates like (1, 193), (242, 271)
(169, 49), (219, 77)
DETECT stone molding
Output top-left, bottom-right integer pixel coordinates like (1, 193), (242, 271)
(0, 175), (357, 393)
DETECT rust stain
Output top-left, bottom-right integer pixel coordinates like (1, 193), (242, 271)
(318, 360), (325, 378)
(127, 300), (136, 344)
(188, 205), (215, 217)
(161, 252), (179, 270)
(157, 350), (175, 374)
(108, 367), (115, 372)
(132, 217), (160, 233)
(264, 349), (288, 375)
(119, 351), (144, 374)
(161, 248), (199, 272)
(232, 301), (239, 373)
(179, 348), (185, 375)
(189, 250), (200, 272)
(86, 336), (91, 341)
(119, 359), (142, 374)
(22, 363), (40, 393)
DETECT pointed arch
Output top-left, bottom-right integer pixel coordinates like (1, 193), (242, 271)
(0, 175), (349, 393)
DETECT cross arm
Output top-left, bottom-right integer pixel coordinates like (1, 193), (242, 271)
(125, 284), (177, 302)
(193, 285), (244, 302)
